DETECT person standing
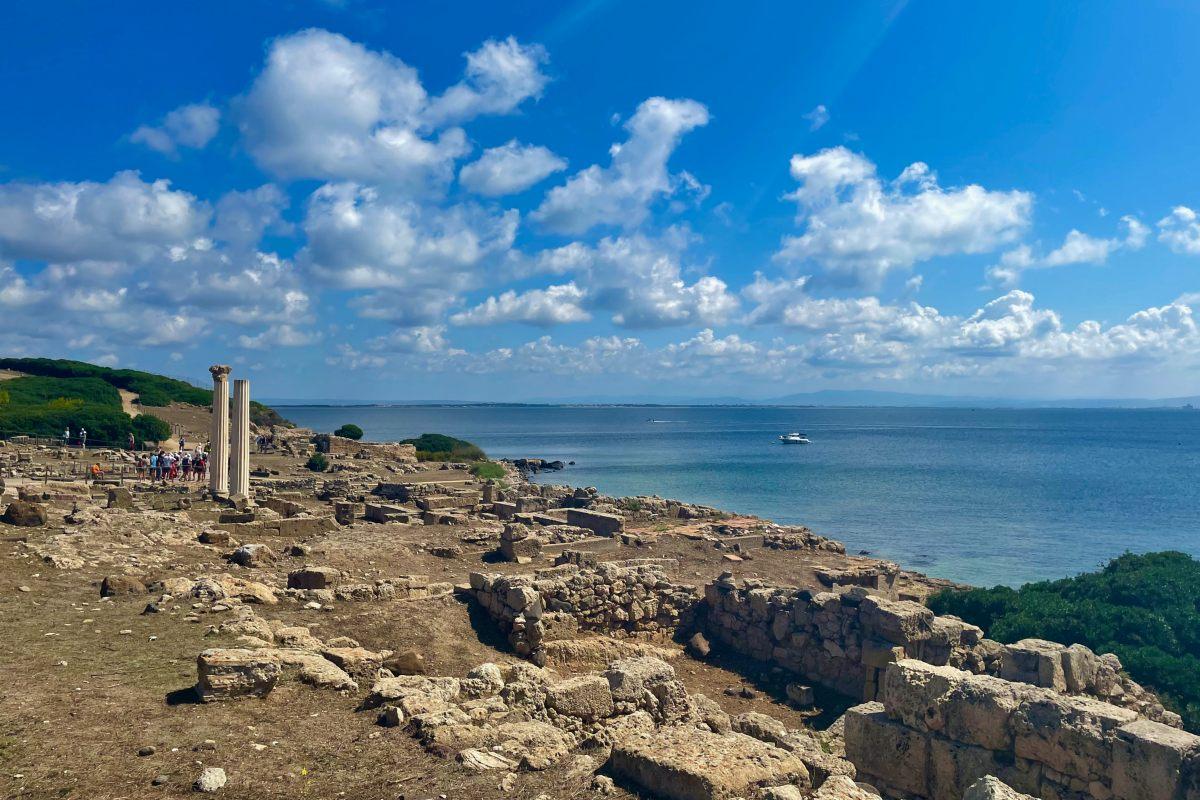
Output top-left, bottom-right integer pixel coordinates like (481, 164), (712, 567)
(127, 432), (135, 451)
(79, 428), (87, 449)
(179, 435), (186, 453)
(149, 452), (158, 481)
(62, 427), (70, 447)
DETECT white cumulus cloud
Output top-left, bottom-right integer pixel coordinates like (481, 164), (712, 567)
(131, 102), (221, 156)
(1157, 206), (1200, 255)
(532, 97), (710, 234)
(459, 140), (567, 196)
(775, 146), (1032, 288)
(451, 283), (590, 326)
(0, 171), (209, 263)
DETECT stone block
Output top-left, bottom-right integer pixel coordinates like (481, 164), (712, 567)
(929, 736), (1002, 800)
(879, 659), (965, 735)
(939, 672), (1034, 752)
(1112, 718), (1200, 800)
(546, 674), (614, 721)
(1001, 639), (1066, 691)
(287, 566), (340, 590)
(100, 574), (146, 597)
(1012, 693), (1136, 781)
(196, 648), (281, 701)
(609, 725), (809, 800)
(862, 638), (906, 669)
(1, 499), (47, 527)
(844, 701), (929, 798)
(566, 508), (625, 536)
(860, 595), (934, 645)
(604, 656), (676, 702)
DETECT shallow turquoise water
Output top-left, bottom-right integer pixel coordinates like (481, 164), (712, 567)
(280, 405), (1200, 587)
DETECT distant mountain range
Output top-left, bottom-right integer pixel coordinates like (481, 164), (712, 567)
(266, 389), (1200, 409)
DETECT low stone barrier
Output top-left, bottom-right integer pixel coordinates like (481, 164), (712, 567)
(468, 560), (699, 664)
(845, 659), (1200, 800)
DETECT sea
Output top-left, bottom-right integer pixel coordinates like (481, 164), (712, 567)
(278, 405), (1200, 588)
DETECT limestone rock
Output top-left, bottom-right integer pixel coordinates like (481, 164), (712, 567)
(547, 674), (614, 721)
(1, 499), (47, 527)
(609, 725), (810, 800)
(193, 766), (227, 793)
(287, 566), (340, 590)
(106, 487), (134, 509)
(230, 543), (275, 568)
(196, 649), (281, 701)
(458, 748), (518, 772)
(962, 776), (1035, 800)
(495, 720), (573, 771)
(101, 574), (146, 597)
(321, 646), (383, 681)
(604, 656), (676, 703)
(384, 649), (426, 675)
(812, 775), (881, 799)
(687, 632), (711, 658)
(266, 648), (358, 692)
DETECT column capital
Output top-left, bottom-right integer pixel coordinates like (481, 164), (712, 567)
(209, 364), (232, 381)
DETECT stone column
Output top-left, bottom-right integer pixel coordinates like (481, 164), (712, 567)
(208, 365), (231, 496)
(230, 379), (251, 498)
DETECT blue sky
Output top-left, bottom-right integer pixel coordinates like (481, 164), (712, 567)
(2, 1), (1199, 400)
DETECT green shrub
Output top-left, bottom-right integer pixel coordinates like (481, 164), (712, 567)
(334, 423), (364, 440)
(469, 461), (506, 480)
(401, 432), (486, 461)
(928, 551), (1200, 732)
(305, 453), (329, 472)
(131, 414), (171, 444)
(2, 376), (121, 408)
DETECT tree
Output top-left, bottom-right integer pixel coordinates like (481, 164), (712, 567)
(131, 414), (171, 445)
(334, 423), (364, 440)
(306, 453), (329, 472)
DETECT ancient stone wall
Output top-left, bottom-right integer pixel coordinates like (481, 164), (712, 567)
(702, 577), (1180, 726)
(845, 659), (1200, 800)
(468, 560), (699, 664)
(313, 435), (417, 462)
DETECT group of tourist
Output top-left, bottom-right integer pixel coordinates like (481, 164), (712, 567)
(62, 427), (87, 449)
(135, 450), (208, 482)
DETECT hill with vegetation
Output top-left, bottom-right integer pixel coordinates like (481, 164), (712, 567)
(0, 358), (290, 445)
(929, 551), (1200, 731)
(400, 432), (486, 461)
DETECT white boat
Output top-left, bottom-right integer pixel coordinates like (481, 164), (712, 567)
(779, 432), (811, 444)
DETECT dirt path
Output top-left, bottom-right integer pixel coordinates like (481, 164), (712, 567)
(117, 389), (139, 417)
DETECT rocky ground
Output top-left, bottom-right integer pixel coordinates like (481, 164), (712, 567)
(0, 431), (960, 800)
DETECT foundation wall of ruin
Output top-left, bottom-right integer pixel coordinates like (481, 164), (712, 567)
(701, 578), (1180, 726)
(468, 560), (699, 662)
(846, 659), (1200, 800)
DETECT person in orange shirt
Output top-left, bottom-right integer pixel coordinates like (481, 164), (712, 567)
(90, 463), (103, 480)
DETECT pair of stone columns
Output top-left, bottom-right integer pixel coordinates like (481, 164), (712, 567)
(208, 364), (250, 498)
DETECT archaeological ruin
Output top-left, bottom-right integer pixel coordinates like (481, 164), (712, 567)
(1, 364), (1197, 799)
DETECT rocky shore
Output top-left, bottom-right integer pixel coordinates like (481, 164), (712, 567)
(1, 427), (1195, 800)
